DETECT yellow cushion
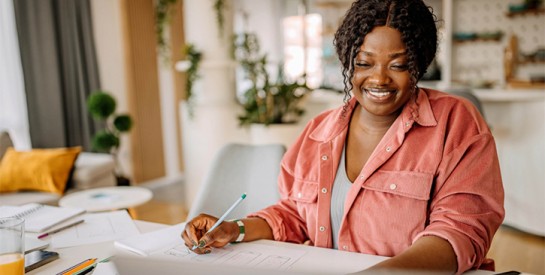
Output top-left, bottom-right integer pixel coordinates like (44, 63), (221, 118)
(0, 147), (81, 194)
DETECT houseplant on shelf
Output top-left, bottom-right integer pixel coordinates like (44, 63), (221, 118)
(232, 32), (312, 130)
(87, 91), (133, 186)
(231, 32), (312, 147)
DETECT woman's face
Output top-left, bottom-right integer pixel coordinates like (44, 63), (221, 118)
(352, 26), (414, 117)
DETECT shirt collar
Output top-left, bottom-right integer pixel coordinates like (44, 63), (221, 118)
(402, 88), (437, 127)
(309, 88), (437, 142)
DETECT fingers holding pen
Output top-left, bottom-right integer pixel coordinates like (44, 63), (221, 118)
(182, 214), (240, 254)
(182, 223), (201, 252)
(182, 214), (219, 253)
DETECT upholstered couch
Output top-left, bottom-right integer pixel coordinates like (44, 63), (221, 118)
(0, 131), (116, 206)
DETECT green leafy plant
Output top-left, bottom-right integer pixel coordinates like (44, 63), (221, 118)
(176, 43), (203, 117)
(214, 0), (226, 38)
(155, 0), (179, 59)
(232, 32), (311, 126)
(87, 91), (133, 179)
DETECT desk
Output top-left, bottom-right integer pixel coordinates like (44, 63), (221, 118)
(27, 220), (498, 275)
(26, 220), (164, 275)
(58, 186), (152, 212)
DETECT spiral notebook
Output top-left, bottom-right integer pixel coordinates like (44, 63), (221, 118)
(0, 203), (85, 233)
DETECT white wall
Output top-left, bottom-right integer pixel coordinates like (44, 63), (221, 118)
(157, 58), (182, 177)
(91, 0), (183, 179)
(90, 0), (133, 177)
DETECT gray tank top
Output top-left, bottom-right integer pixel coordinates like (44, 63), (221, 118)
(330, 145), (353, 249)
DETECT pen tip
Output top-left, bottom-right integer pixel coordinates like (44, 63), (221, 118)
(241, 193), (247, 199)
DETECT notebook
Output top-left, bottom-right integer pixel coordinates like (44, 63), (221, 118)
(0, 203), (85, 233)
(25, 236), (49, 253)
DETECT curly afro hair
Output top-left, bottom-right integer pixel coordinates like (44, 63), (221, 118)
(334, 0), (438, 98)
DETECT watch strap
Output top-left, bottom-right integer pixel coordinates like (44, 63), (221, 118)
(232, 219), (245, 243)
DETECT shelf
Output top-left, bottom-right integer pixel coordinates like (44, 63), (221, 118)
(453, 37), (502, 44)
(517, 59), (545, 65)
(506, 8), (545, 18)
(507, 79), (545, 89)
(452, 31), (503, 44)
(474, 89), (545, 102)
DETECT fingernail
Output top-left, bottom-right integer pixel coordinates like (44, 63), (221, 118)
(198, 240), (206, 248)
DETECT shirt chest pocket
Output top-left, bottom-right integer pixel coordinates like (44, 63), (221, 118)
(357, 171), (434, 245)
(289, 180), (318, 222)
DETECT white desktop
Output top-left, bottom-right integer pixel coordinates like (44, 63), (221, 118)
(23, 218), (502, 275)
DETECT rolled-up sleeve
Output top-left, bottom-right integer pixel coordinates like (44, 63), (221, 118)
(249, 163), (310, 243)
(414, 133), (505, 273)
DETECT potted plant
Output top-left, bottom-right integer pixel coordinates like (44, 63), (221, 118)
(87, 91), (133, 186)
(232, 32), (312, 126)
(231, 32), (312, 146)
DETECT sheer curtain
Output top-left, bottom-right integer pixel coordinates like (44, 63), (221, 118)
(0, 0), (31, 150)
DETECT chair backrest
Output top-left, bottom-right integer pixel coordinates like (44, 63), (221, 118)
(186, 143), (286, 221)
(444, 88), (485, 118)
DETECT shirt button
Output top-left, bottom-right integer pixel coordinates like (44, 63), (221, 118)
(297, 192), (302, 198)
(319, 226), (326, 232)
(386, 146), (391, 152)
(390, 183), (397, 190)
(321, 188), (327, 193)
(342, 245), (348, 250)
(321, 155), (328, 161)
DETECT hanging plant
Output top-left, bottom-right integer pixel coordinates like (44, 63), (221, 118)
(155, 0), (179, 60)
(176, 43), (203, 117)
(214, 0), (227, 38)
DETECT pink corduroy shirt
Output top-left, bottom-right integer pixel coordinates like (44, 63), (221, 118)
(250, 88), (505, 273)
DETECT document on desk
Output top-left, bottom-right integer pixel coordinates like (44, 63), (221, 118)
(115, 222), (186, 256)
(92, 261), (120, 275)
(156, 241), (306, 271)
(115, 223), (307, 272)
(50, 210), (139, 249)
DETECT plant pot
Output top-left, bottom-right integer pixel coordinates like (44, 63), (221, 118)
(116, 176), (131, 186)
(249, 123), (305, 149)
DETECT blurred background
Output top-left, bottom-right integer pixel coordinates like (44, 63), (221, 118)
(0, 0), (543, 273)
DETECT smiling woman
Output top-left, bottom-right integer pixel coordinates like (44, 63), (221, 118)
(182, 1), (504, 273)
(351, 26), (414, 119)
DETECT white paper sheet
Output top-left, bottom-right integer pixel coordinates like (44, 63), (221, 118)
(50, 210), (139, 248)
(92, 262), (120, 275)
(25, 236), (49, 253)
(115, 222), (306, 272)
(151, 242), (307, 271)
(114, 223), (185, 256)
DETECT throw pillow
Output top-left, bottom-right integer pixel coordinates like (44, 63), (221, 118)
(0, 147), (82, 194)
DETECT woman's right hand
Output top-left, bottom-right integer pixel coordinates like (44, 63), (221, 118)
(181, 213), (239, 254)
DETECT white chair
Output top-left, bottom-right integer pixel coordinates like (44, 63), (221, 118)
(445, 88), (485, 119)
(186, 143), (286, 221)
